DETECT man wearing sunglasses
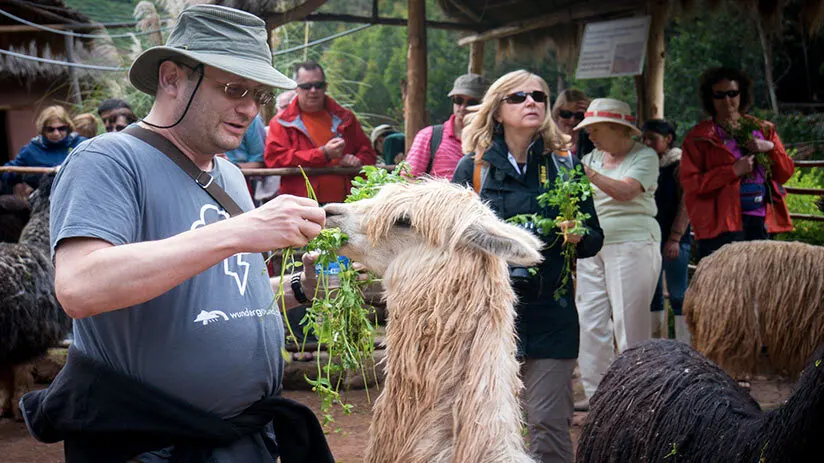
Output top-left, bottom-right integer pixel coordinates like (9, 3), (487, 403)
(23, 5), (333, 462)
(406, 73), (489, 179)
(265, 61), (376, 204)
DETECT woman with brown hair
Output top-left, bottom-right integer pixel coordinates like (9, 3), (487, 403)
(552, 88), (594, 157)
(72, 113), (99, 138)
(1, 105), (86, 196)
(453, 70), (603, 463)
(681, 67), (794, 260)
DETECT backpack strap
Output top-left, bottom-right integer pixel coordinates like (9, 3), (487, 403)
(472, 159), (489, 195)
(426, 124), (444, 174)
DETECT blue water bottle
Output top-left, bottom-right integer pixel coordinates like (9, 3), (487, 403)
(314, 255), (350, 288)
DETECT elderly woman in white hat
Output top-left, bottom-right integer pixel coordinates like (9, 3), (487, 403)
(573, 98), (661, 411)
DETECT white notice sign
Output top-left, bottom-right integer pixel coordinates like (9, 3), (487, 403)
(575, 16), (651, 79)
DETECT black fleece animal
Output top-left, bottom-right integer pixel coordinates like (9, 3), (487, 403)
(0, 175), (70, 419)
(577, 339), (824, 463)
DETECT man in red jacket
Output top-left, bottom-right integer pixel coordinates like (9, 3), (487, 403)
(265, 61), (376, 203)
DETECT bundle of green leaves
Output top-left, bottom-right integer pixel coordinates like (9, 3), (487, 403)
(274, 163), (412, 425)
(508, 164), (592, 300)
(720, 117), (774, 180)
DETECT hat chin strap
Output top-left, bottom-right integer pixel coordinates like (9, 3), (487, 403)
(140, 64), (205, 130)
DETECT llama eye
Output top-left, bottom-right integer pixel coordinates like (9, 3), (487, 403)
(394, 216), (411, 228)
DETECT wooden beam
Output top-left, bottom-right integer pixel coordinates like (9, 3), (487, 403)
(644, 0), (666, 119)
(271, 12), (484, 31)
(405, 0), (427, 153)
(265, 0), (328, 31)
(457, 0), (644, 45)
(468, 41), (485, 75)
(65, 36), (82, 106)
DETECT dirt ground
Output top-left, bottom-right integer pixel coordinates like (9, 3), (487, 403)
(0, 370), (794, 463)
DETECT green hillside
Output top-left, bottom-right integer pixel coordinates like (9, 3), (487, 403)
(63, 0), (143, 24)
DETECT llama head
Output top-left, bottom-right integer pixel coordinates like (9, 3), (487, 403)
(324, 179), (543, 276)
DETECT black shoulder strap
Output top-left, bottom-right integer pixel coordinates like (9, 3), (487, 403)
(123, 125), (244, 216)
(426, 124), (444, 174)
(123, 125), (269, 261)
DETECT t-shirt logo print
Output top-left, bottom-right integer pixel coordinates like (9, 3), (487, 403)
(190, 204), (251, 295)
(193, 309), (229, 325)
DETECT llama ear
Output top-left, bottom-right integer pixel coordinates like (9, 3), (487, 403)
(462, 219), (544, 266)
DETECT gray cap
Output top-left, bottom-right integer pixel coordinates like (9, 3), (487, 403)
(447, 73), (489, 99)
(129, 4), (296, 96)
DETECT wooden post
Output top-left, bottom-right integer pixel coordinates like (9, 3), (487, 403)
(755, 15), (780, 116)
(468, 41), (484, 75)
(64, 36), (82, 106)
(644, 0), (666, 121)
(405, 0), (427, 152)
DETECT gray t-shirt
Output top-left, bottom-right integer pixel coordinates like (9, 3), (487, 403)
(50, 132), (283, 461)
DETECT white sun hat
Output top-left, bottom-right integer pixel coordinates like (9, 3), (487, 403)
(573, 98), (641, 136)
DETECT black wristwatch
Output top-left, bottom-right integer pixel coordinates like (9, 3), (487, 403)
(291, 273), (309, 304)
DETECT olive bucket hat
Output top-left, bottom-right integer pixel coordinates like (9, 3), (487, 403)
(129, 4), (296, 95)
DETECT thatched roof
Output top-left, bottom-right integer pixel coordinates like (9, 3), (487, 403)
(0, 0), (98, 82)
(437, 0), (824, 64)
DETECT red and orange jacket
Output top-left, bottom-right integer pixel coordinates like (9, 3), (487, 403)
(264, 96), (376, 203)
(680, 116), (794, 240)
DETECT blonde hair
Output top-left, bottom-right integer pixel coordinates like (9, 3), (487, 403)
(72, 113), (99, 138)
(551, 88), (589, 121)
(462, 70), (568, 160)
(36, 105), (74, 134)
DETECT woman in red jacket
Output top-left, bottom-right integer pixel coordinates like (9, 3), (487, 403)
(681, 67), (794, 260)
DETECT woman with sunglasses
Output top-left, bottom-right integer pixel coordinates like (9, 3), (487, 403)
(453, 70), (603, 463)
(551, 88), (595, 157)
(574, 98), (661, 411)
(681, 67), (794, 260)
(1, 105), (86, 197)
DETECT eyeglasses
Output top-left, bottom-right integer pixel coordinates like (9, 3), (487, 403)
(297, 81), (327, 91)
(712, 90), (740, 99)
(558, 110), (585, 120)
(218, 82), (275, 105)
(502, 91), (547, 105)
(44, 125), (69, 134)
(451, 96), (480, 106)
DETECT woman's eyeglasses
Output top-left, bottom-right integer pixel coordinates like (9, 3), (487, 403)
(451, 96), (480, 106)
(502, 91), (547, 105)
(296, 81), (327, 91)
(220, 82), (275, 105)
(712, 90), (740, 99)
(558, 110), (585, 120)
(44, 126), (69, 134)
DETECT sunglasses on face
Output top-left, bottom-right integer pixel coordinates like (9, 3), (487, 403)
(219, 82), (275, 105)
(558, 110), (585, 120)
(712, 90), (740, 99)
(297, 81), (327, 91)
(502, 91), (547, 105)
(451, 96), (480, 106)
(44, 126), (69, 134)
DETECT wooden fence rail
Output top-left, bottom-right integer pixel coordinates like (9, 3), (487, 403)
(3, 163), (823, 222)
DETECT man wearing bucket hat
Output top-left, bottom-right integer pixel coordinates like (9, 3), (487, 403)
(572, 98), (661, 411)
(406, 73), (489, 179)
(265, 61), (376, 204)
(21, 5), (332, 462)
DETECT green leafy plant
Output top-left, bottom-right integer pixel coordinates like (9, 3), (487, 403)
(275, 163), (412, 425)
(508, 164), (592, 300)
(719, 117), (774, 182)
(346, 161), (413, 202)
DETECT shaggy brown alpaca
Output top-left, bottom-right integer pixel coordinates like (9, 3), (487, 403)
(325, 179), (542, 463)
(685, 240), (824, 378)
